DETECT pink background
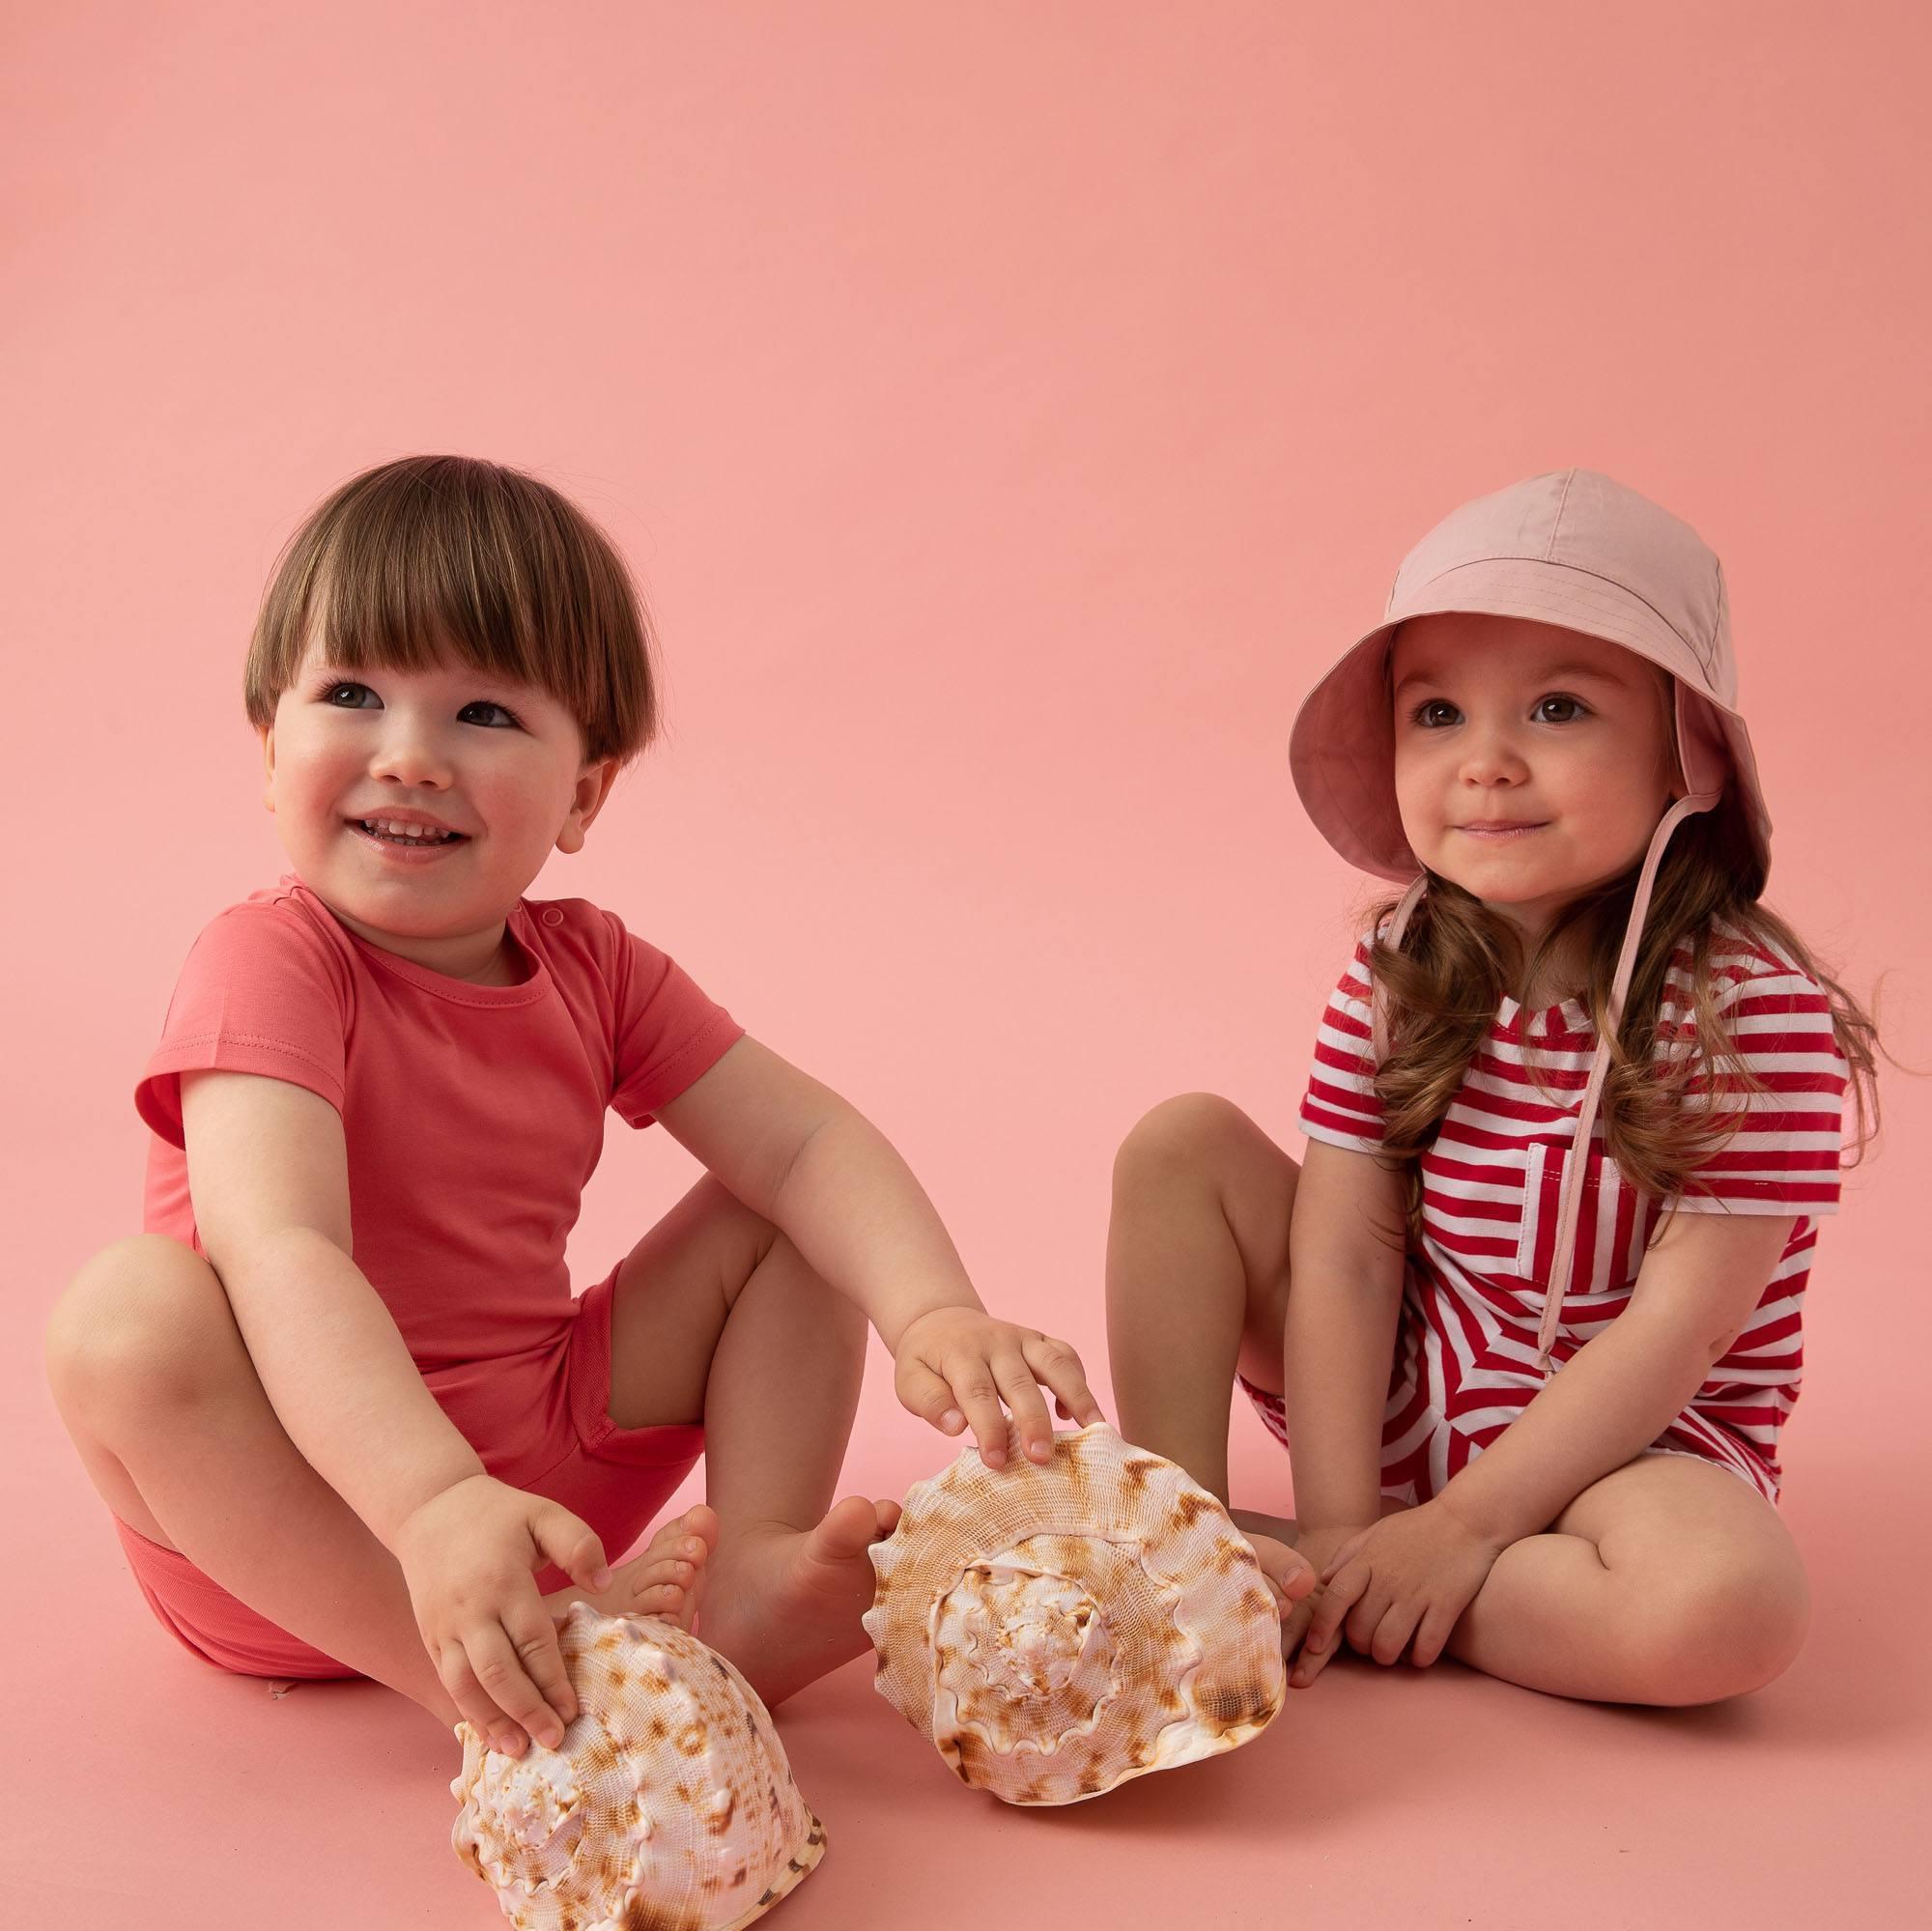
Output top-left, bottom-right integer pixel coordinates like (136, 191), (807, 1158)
(7, 4), (1927, 1925)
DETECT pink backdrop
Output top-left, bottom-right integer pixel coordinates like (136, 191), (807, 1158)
(7, 4), (1926, 1926)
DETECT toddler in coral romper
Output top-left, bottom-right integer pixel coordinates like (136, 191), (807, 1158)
(44, 454), (1104, 1763)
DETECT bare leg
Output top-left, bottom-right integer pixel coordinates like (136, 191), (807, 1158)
(1101, 1098), (1808, 1706)
(593, 1176), (898, 1706)
(43, 1237), (724, 1745)
(1105, 1094), (1323, 1618)
(1435, 1453), (1811, 1703)
(1105, 1093), (1300, 1505)
(1250, 1453), (1810, 1705)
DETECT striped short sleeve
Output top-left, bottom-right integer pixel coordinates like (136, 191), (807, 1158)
(1297, 923), (1387, 1152)
(1671, 954), (1848, 1217)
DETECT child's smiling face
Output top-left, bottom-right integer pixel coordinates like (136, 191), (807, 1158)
(260, 633), (618, 982)
(1389, 612), (1680, 973)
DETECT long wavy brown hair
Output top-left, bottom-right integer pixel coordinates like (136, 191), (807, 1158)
(244, 454), (659, 768)
(1353, 776), (1889, 1255)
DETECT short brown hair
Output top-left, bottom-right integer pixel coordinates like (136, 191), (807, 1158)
(244, 455), (659, 766)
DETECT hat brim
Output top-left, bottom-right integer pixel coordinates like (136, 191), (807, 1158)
(1289, 561), (1772, 886)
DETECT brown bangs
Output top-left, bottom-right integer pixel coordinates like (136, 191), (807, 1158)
(243, 455), (659, 766)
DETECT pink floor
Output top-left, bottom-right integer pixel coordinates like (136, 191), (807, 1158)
(12, 1336), (1924, 1929)
(9, 5), (1930, 1923)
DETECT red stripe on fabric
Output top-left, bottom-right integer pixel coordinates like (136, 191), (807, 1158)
(1696, 1403), (1789, 1433)
(1610, 1175), (1636, 1288)
(1301, 1082), (1382, 1124)
(1427, 1226), (1520, 1266)
(1299, 1102), (1386, 1144)
(1575, 1156), (1602, 1295)
(1421, 1183), (1520, 1228)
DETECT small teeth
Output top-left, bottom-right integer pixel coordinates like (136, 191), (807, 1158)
(359, 818), (457, 841)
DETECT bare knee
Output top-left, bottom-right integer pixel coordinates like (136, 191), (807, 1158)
(1110, 1094), (1297, 1377)
(44, 1235), (241, 1416)
(1113, 1093), (1257, 1198)
(1622, 1550), (1812, 1705)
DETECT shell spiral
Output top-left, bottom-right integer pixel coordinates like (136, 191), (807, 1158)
(450, 1602), (823, 1931)
(861, 1422), (1285, 1805)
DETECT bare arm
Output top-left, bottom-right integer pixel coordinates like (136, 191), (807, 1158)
(180, 1069), (485, 1548)
(1436, 1207), (1799, 1547)
(1279, 1139), (1410, 1531)
(652, 1036), (985, 1349)
(652, 1035), (1102, 1462)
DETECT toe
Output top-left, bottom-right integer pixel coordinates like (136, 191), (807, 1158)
(646, 1507), (718, 1569)
(634, 1555), (697, 1594)
(678, 1503), (722, 1555)
(811, 1494), (887, 1563)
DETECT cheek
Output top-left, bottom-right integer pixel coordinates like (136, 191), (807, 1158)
(1391, 753), (1443, 822)
(271, 733), (358, 815)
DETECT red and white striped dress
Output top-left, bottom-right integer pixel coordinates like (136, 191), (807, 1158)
(1238, 914), (1849, 1505)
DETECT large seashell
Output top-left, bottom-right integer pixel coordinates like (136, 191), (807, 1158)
(862, 1421), (1285, 1805)
(450, 1601), (824, 1931)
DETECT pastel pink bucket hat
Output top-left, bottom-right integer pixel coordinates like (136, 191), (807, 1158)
(1288, 467), (1769, 1372)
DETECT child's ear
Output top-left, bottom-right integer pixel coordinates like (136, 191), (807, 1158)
(259, 725), (276, 812)
(555, 756), (619, 855)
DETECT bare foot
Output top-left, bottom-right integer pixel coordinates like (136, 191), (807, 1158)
(540, 1504), (721, 1629)
(696, 1495), (903, 1708)
(1238, 1525), (1318, 1615)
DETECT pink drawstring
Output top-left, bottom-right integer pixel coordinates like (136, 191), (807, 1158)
(1370, 874), (1429, 1066)
(1369, 791), (1715, 1377)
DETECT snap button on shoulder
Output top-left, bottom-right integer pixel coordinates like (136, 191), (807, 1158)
(541, 907), (564, 927)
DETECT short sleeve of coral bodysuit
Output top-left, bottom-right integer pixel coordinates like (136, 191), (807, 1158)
(134, 874), (745, 1372)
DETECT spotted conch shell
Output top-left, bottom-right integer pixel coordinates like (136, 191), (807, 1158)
(449, 1602), (824, 1931)
(862, 1421), (1285, 1805)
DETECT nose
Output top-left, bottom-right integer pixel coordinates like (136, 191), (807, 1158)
(1456, 719), (1529, 787)
(368, 710), (455, 789)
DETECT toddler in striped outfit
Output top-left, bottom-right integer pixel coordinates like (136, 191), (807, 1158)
(1105, 469), (1878, 1704)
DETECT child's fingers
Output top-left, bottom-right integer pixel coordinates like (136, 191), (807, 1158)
(1341, 1578), (1396, 1658)
(1410, 1603), (1459, 1669)
(992, 1353), (1056, 1463)
(440, 1641), (520, 1755)
(494, 1600), (581, 1750)
(1303, 1563), (1366, 1657)
(441, 1615), (567, 1759)
(946, 1367), (1011, 1467)
(1290, 1622), (1341, 1689)
(1021, 1335), (1105, 1427)
(1319, 1528), (1372, 1583)
(531, 1502), (612, 1597)
(1369, 1599), (1423, 1667)
(897, 1359), (967, 1435)
(1280, 1595), (1337, 1689)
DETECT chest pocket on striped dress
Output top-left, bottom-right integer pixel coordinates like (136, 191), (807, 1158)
(1514, 1137), (1656, 1298)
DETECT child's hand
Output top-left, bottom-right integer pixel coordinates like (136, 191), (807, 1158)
(391, 1472), (614, 1759)
(1232, 1526), (1320, 1629)
(893, 1307), (1104, 1468)
(1271, 1521), (1375, 1688)
(1294, 1497), (1506, 1685)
